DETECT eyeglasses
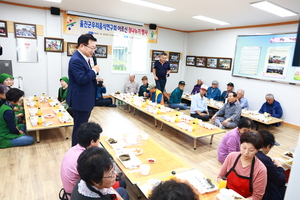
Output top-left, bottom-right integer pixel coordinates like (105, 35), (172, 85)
(103, 168), (117, 178)
(84, 45), (97, 50)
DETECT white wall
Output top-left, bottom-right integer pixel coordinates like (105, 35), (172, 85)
(185, 24), (300, 126)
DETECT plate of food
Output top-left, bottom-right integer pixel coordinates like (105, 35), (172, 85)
(44, 114), (55, 118)
(282, 151), (294, 159)
(117, 153), (142, 169)
(129, 148), (143, 156)
(105, 137), (127, 148)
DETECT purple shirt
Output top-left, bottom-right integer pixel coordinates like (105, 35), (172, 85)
(191, 84), (202, 95)
(218, 128), (241, 163)
(60, 144), (85, 194)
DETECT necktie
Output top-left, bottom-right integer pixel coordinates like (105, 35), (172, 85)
(88, 59), (92, 69)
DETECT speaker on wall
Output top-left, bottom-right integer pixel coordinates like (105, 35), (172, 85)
(50, 7), (60, 15)
(149, 24), (157, 30)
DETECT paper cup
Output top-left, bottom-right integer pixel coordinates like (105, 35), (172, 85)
(140, 164), (150, 175)
(31, 119), (38, 126)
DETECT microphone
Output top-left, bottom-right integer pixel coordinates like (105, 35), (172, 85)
(92, 53), (99, 75)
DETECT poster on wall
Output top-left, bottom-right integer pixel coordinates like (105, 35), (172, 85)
(63, 13), (156, 43)
(16, 38), (38, 62)
(239, 46), (261, 75)
(262, 46), (292, 79)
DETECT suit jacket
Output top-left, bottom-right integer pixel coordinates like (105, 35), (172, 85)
(66, 50), (97, 111)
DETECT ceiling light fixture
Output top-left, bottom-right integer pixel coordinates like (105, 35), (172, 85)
(250, 1), (298, 17)
(66, 10), (144, 26)
(192, 15), (230, 25)
(120, 0), (175, 12)
(44, 0), (62, 3)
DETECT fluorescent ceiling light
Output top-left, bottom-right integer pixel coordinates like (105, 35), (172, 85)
(44, 0), (62, 3)
(121, 0), (175, 12)
(192, 15), (230, 25)
(66, 10), (144, 26)
(251, 1), (298, 17)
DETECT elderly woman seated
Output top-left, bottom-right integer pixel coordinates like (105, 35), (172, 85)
(218, 131), (267, 200)
(191, 79), (203, 95)
(71, 147), (129, 200)
(0, 88), (34, 148)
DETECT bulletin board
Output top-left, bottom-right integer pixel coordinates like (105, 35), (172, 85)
(232, 33), (300, 85)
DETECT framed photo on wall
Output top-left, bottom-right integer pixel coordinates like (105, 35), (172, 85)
(207, 58), (218, 68)
(218, 58), (232, 70)
(67, 42), (78, 56)
(195, 57), (207, 67)
(95, 45), (107, 58)
(169, 52), (180, 63)
(170, 63), (179, 73)
(0, 21), (8, 37)
(152, 50), (164, 61)
(150, 61), (155, 72)
(14, 22), (37, 39)
(44, 37), (64, 53)
(186, 56), (196, 66)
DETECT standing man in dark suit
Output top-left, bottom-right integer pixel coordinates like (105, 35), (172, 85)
(153, 52), (170, 92)
(67, 34), (100, 146)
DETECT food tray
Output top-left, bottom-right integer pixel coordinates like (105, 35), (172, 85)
(58, 116), (73, 123)
(105, 137), (127, 148)
(199, 122), (217, 130)
(177, 170), (217, 194)
(116, 153), (142, 169)
(216, 189), (245, 200)
(282, 151), (294, 159)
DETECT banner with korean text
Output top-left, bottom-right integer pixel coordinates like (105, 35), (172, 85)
(62, 13), (158, 43)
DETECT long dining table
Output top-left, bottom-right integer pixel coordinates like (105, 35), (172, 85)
(23, 97), (73, 142)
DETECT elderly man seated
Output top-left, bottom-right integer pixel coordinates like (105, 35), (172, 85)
(211, 92), (241, 129)
(168, 81), (187, 110)
(206, 80), (221, 101)
(220, 82), (234, 102)
(124, 74), (139, 94)
(148, 83), (164, 105)
(237, 89), (249, 109)
(259, 94), (283, 124)
(190, 85), (209, 121)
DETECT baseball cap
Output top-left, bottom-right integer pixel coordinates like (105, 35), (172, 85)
(212, 80), (218, 85)
(179, 81), (186, 85)
(273, 141), (280, 146)
(200, 84), (208, 90)
(227, 82), (234, 87)
(147, 83), (156, 90)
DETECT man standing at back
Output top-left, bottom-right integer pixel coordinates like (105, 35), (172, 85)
(153, 52), (171, 92)
(67, 34), (100, 146)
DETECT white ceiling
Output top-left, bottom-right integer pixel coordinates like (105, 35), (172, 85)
(3, 0), (300, 31)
